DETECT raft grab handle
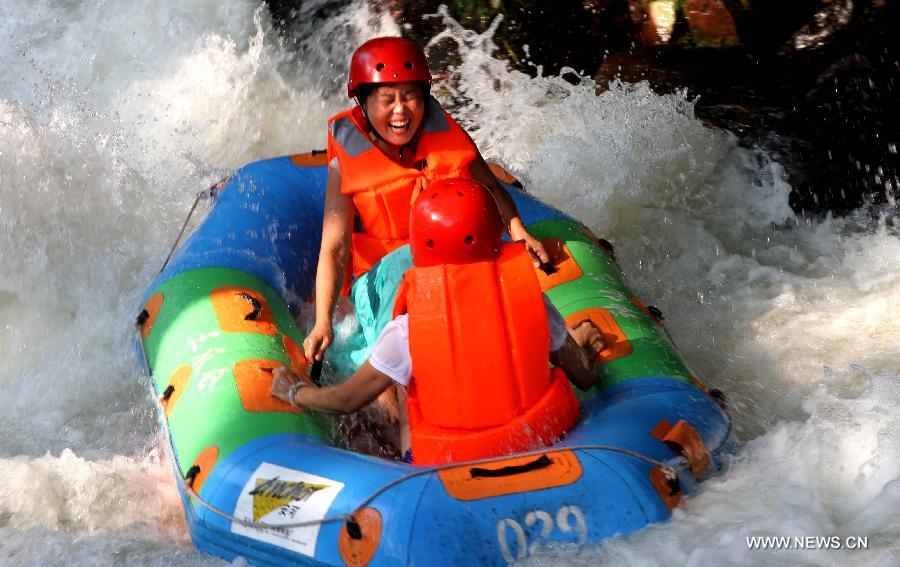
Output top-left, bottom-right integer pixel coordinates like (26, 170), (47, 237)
(310, 359), (323, 384)
(237, 293), (262, 321)
(469, 454), (552, 478)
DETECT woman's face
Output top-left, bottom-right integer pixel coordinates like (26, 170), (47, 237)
(364, 82), (425, 147)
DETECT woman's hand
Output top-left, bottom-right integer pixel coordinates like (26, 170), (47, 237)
(508, 218), (549, 268)
(271, 366), (302, 405)
(568, 320), (606, 359)
(303, 322), (334, 362)
(521, 232), (549, 268)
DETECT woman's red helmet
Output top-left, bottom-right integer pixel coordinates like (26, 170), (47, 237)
(410, 178), (505, 267)
(348, 37), (432, 99)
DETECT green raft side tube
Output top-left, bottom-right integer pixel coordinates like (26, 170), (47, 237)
(141, 267), (329, 487)
(528, 218), (696, 393)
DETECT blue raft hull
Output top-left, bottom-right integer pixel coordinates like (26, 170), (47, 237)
(142, 156), (731, 566)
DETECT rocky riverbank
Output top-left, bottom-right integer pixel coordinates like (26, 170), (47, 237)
(270, 0), (898, 216)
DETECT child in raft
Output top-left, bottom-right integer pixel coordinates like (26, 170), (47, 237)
(273, 179), (604, 465)
(304, 36), (549, 369)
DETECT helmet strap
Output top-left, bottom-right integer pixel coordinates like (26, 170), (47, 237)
(355, 95), (387, 144)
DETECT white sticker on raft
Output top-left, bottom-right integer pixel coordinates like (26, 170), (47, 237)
(231, 462), (345, 557)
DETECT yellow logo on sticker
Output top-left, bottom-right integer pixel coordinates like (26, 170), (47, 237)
(248, 476), (330, 521)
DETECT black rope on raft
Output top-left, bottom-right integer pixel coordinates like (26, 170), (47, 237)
(156, 179), (227, 277)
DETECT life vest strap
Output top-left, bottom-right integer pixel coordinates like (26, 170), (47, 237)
(350, 233), (408, 279)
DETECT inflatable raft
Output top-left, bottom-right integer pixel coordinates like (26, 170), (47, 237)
(137, 153), (731, 566)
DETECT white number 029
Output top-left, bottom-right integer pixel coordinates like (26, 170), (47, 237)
(496, 505), (588, 563)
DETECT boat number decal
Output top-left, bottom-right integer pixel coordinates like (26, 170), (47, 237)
(496, 505), (588, 563)
(232, 462), (345, 557)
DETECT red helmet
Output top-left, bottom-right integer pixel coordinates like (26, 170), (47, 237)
(347, 37), (432, 99)
(410, 178), (504, 267)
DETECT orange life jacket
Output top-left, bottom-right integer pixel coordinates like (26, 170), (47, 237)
(393, 243), (581, 465)
(327, 97), (478, 282)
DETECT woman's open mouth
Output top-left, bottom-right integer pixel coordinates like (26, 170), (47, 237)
(389, 119), (411, 134)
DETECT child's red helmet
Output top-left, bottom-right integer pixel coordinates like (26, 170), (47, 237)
(410, 178), (504, 267)
(347, 37), (432, 99)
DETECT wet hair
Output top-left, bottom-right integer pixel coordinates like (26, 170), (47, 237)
(356, 83), (375, 104)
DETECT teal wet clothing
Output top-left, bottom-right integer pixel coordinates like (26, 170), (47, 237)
(332, 245), (413, 372)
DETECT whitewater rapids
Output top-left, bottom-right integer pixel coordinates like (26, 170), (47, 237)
(0, 1), (898, 565)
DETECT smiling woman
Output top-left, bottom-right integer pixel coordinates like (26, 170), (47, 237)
(304, 36), (550, 371)
(4, 0), (899, 564)
(363, 82), (425, 155)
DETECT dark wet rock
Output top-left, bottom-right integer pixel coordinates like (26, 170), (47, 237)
(269, 0), (898, 215)
(593, 0), (897, 214)
(391, 0), (637, 77)
(682, 0), (740, 46)
(628, 0), (740, 46)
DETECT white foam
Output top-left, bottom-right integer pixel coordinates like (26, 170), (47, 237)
(2, 1), (899, 564)
(436, 12), (900, 564)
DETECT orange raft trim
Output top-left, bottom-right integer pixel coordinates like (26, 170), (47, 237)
(578, 225), (617, 260)
(282, 335), (310, 377)
(486, 161), (524, 189)
(628, 295), (664, 324)
(564, 307), (633, 364)
(139, 292), (164, 340)
(650, 466), (683, 510)
(535, 238), (584, 291)
(289, 150), (328, 167)
(651, 418), (711, 477)
(161, 364), (192, 417)
(233, 359), (304, 414)
(187, 446), (220, 495)
(339, 507), (383, 567)
(438, 450), (583, 502)
(209, 287), (278, 335)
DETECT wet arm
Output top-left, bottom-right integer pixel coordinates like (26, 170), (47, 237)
(550, 334), (597, 391)
(470, 155), (523, 234)
(293, 363), (394, 414)
(469, 154), (549, 264)
(312, 169), (353, 332)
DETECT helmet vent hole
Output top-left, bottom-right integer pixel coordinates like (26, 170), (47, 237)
(457, 191), (464, 197)
(430, 192), (439, 199)
(425, 238), (435, 248)
(464, 235), (475, 245)
(375, 63), (385, 71)
(404, 61), (413, 69)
